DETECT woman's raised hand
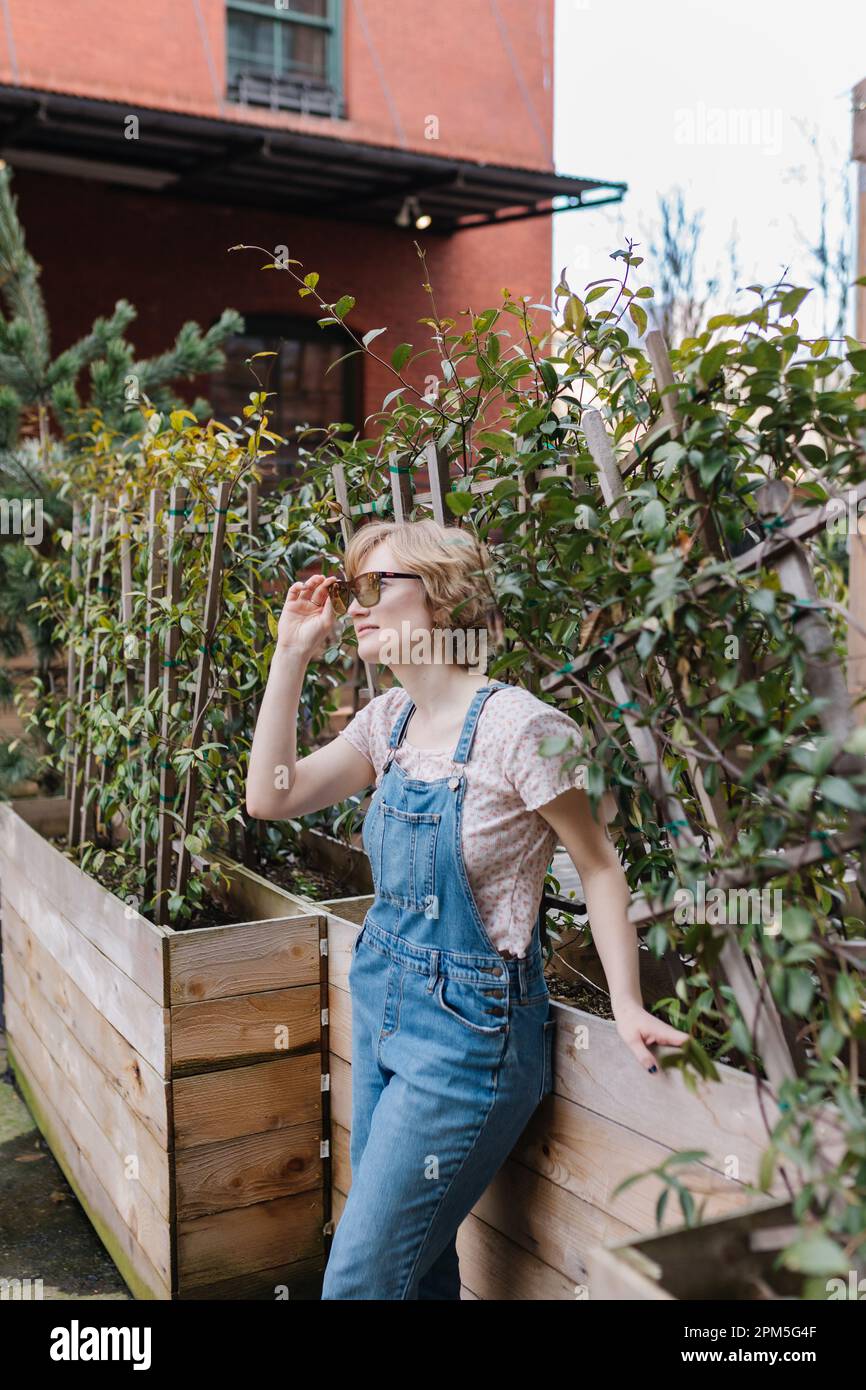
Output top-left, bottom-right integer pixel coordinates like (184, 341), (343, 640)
(277, 574), (341, 659)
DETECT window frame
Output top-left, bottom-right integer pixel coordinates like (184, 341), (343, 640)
(226, 0), (344, 117)
(207, 312), (362, 475)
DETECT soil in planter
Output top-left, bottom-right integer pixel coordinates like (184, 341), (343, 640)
(250, 851), (354, 903)
(42, 834), (352, 932)
(44, 836), (250, 933)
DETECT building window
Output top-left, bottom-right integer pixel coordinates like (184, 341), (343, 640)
(207, 315), (361, 481)
(226, 0), (344, 118)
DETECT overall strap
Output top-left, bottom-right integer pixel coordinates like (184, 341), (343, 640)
(452, 679), (507, 768)
(387, 691), (416, 750)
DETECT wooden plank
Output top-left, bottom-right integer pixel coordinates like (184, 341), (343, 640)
(172, 1053), (323, 1150)
(320, 895), (374, 925)
(63, 499), (81, 799)
(175, 1116), (322, 1220)
(167, 914), (321, 1003)
(587, 1195), (796, 1300)
(175, 481), (231, 898)
(154, 483), (188, 924)
(1, 899), (168, 1145)
(331, 460), (377, 701)
(646, 328), (725, 560)
(4, 979), (172, 1288)
(423, 440), (453, 527)
(174, 1253), (324, 1301)
(242, 479), (264, 865)
(141, 488), (166, 883)
(118, 489), (135, 713)
(202, 851), (314, 921)
(299, 826), (373, 892)
(177, 1190), (322, 1290)
(1, 860), (169, 1073)
(0, 801), (168, 1006)
(67, 497), (100, 845)
(8, 795), (68, 836)
(2, 944), (170, 1216)
(388, 447), (414, 522)
(170, 984), (321, 1076)
(5, 1037), (171, 1301)
(78, 500), (111, 844)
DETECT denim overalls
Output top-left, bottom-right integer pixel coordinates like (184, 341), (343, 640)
(321, 679), (556, 1300)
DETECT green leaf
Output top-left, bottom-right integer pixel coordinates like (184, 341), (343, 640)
(780, 286), (811, 317)
(786, 969), (815, 1016)
(785, 774), (816, 812)
(819, 776), (863, 811)
(516, 405), (548, 436)
(780, 906), (813, 943)
(563, 295), (586, 334)
(749, 588), (776, 615)
(333, 295), (355, 320)
(445, 491), (475, 516)
(639, 499), (666, 537)
(731, 684), (764, 720)
(781, 1231), (846, 1277)
(184, 833), (204, 855)
(391, 343), (412, 371)
(698, 342), (729, 386)
(628, 302), (647, 336)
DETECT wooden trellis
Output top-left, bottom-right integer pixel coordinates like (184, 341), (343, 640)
(64, 483), (259, 926)
(325, 329), (866, 1089)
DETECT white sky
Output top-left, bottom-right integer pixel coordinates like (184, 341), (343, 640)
(553, 0), (866, 338)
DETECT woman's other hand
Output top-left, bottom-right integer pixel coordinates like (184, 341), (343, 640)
(614, 1001), (691, 1073)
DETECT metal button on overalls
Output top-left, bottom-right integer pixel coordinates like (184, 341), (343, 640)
(321, 680), (556, 1301)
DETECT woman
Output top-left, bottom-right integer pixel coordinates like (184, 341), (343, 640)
(246, 518), (689, 1300)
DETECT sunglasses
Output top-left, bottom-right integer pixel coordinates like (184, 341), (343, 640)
(328, 571), (424, 616)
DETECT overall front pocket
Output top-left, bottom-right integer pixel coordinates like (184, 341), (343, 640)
(379, 805), (441, 911)
(436, 975), (509, 1035)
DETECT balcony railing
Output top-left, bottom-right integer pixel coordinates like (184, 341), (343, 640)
(228, 70), (345, 119)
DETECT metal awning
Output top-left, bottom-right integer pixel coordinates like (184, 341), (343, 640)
(0, 84), (626, 234)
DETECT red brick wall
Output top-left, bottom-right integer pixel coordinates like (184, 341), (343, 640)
(2, 0), (554, 422)
(11, 168), (552, 424)
(0, 0), (554, 170)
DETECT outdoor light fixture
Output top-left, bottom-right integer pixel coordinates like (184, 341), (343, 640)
(395, 195), (431, 230)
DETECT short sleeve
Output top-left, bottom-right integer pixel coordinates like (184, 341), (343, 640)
(504, 702), (586, 811)
(338, 699), (375, 762)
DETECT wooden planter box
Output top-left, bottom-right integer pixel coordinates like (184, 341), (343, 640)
(0, 798), (332, 1301)
(325, 902), (792, 1300)
(585, 1195), (803, 1299)
(0, 797), (798, 1302)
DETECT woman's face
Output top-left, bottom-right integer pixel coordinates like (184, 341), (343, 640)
(346, 542), (432, 664)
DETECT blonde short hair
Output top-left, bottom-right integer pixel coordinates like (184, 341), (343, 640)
(343, 518), (498, 669)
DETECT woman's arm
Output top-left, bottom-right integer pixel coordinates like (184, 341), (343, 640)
(245, 574), (375, 820)
(537, 787), (690, 1070)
